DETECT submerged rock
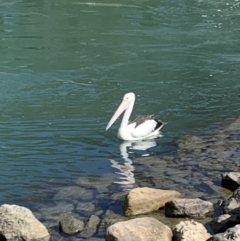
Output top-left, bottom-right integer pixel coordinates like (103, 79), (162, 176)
(123, 187), (181, 216)
(59, 214), (84, 235)
(54, 186), (94, 201)
(0, 204), (50, 241)
(76, 202), (96, 216)
(173, 220), (211, 241)
(178, 135), (206, 154)
(80, 215), (100, 238)
(165, 198), (214, 218)
(106, 217), (172, 241)
(223, 117), (240, 134)
(101, 210), (126, 231)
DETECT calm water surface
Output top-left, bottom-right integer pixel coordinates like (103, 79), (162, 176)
(0, 0), (240, 231)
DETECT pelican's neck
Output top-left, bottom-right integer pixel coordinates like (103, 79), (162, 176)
(120, 97), (135, 128)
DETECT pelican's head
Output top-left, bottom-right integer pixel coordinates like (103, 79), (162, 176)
(106, 92), (136, 130)
(123, 92), (135, 102)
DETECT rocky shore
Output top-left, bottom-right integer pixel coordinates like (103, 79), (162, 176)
(0, 117), (239, 240)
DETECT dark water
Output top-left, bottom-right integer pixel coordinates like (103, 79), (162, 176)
(0, 0), (240, 239)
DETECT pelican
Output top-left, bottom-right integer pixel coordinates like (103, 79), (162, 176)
(106, 92), (166, 141)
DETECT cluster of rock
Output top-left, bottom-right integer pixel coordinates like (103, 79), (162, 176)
(0, 117), (239, 240)
(1, 173), (240, 241)
(104, 173), (240, 241)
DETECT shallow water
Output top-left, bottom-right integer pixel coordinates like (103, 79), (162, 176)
(0, 0), (240, 239)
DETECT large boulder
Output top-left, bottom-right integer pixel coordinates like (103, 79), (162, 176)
(173, 220), (211, 241)
(0, 204), (50, 241)
(165, 198), (214, 218)
(123, 187), (181, 216)
(106, 217), (172, 241)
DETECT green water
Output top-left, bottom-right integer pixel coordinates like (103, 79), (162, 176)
(0, 0), (239, 233)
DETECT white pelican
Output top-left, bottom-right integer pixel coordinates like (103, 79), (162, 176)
(106, 92), (166, 141)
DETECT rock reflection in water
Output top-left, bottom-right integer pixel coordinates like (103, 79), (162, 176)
(110, 140), (157, 191)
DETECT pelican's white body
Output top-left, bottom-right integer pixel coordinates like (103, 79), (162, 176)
(106, 92), (165, 141)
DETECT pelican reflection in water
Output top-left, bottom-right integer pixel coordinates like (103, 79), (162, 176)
(110, 139), (157, 191)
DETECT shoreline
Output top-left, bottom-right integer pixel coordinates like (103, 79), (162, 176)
(0, 116), (239, 240)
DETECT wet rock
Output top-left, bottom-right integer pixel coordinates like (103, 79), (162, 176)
(165, 198), (214, 218)
(0, 204), (50, 241)
(76, 202), (95, 216)
(178, 135), (206, 154)
(209, 214), (240, 233)
(101, 210), (126, 230)
(75, 177), (113, 194)
(211, 224), (240, 241)
(59, 214), (84, 235)
(39, 202), (74, 219)
(221, 172), (240, 191)
(54, 186), (93, 201)
(224, 117), (240, 133)
(106, 217), (172, 241)
(173, 220), (211, 241)
(223, 187), (240, 214)
(123, 187), (181, 216)
(80, 215), (100, 238)
(85, 238), (105, 241)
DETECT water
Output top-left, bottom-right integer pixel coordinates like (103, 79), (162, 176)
(0, 0), (240, 238)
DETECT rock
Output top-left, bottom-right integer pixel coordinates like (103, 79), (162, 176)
(209, 214), (240, 233)
(80, 215), (100, 238)
(221, 172), (240, 191)
(211, 224), (240, 241)
(0, 204), (50, 241)
(178, 135), (206, 154)
(101, 210), (126, 230)
(173, 220), (211, 241)
(106, 217), (172, 241)
(59, 214), (84, 235)
(123, 187), (181, 216)
(54, 186), (93, 201)
(165, 198), (214, 218)
(223, 187), (240, 214)
(76, 202), (96, 216)
(224, 117), (240, 133)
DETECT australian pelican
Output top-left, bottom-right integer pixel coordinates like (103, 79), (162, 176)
(106, 92), (165, 141)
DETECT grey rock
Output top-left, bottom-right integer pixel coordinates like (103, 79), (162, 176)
(54, 186), (93, 201)
(0, 204), (50, 241)
(223, 187), (240, 214)
(101, 210), (126, 230)
(221, 172), (240, 191)
(76, 202), (95, 216)
(106, 217), (172, 241)
(224, 117), (240, 133)
(80, 215), (100, 238)
(173, 220), (211, 241)
(211, 224), (240, 241)
(165, 198), (214, 218)
(209, 214), (240, 233)
(178, 135), (206, 154)
(59, 214), (84, 235)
